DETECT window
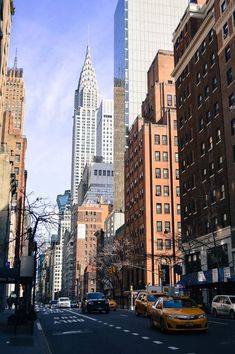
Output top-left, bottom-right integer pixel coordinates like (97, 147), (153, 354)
(15, 155), (20, 162)
(177, 222), (181, 233)
(210, 53), (215, 66)
(99, 170), (102, 176)
(164, 186), (169, 196)
(164, 203), (170, 214)
(202, 168), (207, 180)
(177, 204), (181, 215)
(196, 72), (201, 84)
(94, 169), (97, 176)
(14, 167), (19, 175)
(216, 128), (221, 142)
(103, 170), (106, 176)
(205, 86), (209, 99)
(221, 184), (225, 199)
(165, 239), (171, 250)
(206, 111), (211, 124)
(209, 29), (214, 42)
(208, 136), (213, 150)
(157, 239), (163, 250)
(214, 102), (219, 116)
(162, 151), (168, 162)
(155, 134), (160, 144)
(156, 203), (162, 214)
(203, 63), (208, 76)
(229, 93), (235, 108)
(218, 156), (223, 170)
(195, 50), (199, 62)
(175, 152), (179, 162)
(201, 40), (206, 53)
(212, 77), (218, 91)
(157, 221), (162, 232)
(231, 118), (235, 135)
(225, 46), (231, 62)
(209, 162), (215, 176)
(163, 168), (169, 179)
(155, 151), (160, 161)
(174, 136), (178, 146)
(162, 135), (168, 145)
(16, 142), (21, 150)
(155, 168), (161, 178)
(221, 0), (227, 13)
(197, 94), (202, 107)
(167, 95), (172, 106)
(156, 185), (161, 196)
(176, 169), (179, 180)
(227, 68), (233, 85)
(223, 22), (229, 39)
(174, 120), (177, 130)
(176, 186), (180, 197)
(201, 142), (206, 155)
(165, 221), (171, 232)
(199, 117), (204, 130)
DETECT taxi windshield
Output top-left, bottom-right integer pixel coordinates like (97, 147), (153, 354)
(163, 299), (197, 308)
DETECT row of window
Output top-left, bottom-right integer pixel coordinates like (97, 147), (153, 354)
(156, 203), (180, 215)
(156, 239), (172, 251)
(156, 221), (181, 233)
(155, 185), (180, 197)
(155, 168), (179, 180)
(154, 151), (179, 162)
(94, 169), (113, 177)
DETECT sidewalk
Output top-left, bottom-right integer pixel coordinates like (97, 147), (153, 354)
(0, 309), (51, 354)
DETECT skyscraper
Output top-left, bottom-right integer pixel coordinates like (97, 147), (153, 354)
(71, 46), (99, 204)
(113, 0), (188, 210)
(96, 99), (113, 163)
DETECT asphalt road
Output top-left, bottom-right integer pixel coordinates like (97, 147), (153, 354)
(37, 307), (235, 354)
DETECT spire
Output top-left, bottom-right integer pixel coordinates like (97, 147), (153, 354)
(14, 48), (18, 69)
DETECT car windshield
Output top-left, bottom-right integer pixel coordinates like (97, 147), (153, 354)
(87, 293), (105, 300)
(59, 297), (69, 302)
(229, 297), (235, 304)
(147, 294), (158, 302)
(163, 298), (197, 308)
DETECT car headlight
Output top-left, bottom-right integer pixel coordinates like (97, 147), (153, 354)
(198, 314), (206, 318)
(165, 314), (177, 319)
(88, 301), (94, 305)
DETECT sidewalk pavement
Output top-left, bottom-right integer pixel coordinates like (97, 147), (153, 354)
(0, 309), (51, 354)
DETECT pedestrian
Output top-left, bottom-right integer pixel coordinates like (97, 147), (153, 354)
(7, 297), (12, 309)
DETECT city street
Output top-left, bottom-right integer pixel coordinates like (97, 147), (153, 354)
(37, 307), (235, 354)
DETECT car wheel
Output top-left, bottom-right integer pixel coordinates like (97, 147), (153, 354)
(135, 307), (140, 316)
(213, 308), (218, 318)
(229, 310), (235, 320)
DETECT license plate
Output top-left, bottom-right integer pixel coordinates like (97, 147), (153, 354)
(185, 322), (194, 327)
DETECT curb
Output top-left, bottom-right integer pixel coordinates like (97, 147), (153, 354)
(36, 320), (52, 354)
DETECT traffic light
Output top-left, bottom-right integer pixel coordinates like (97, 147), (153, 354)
(10, 173), (17, 196)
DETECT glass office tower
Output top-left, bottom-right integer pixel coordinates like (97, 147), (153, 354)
(114, 0), (188, 210)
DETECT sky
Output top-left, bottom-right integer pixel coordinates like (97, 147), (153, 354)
(9, 0), (117, 204)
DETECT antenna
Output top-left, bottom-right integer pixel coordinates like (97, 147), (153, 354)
(14, 48), (18, 69)
(87, 24), (90, 48)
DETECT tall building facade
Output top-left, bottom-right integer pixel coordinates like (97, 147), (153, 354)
(71, 46), (99, 204)
(172, 0), (235, 304)
(96, 99), (113, 163)
(125, 51), (180, 289)
(113, 0), (188, 210)
(77, 157), (114, 206)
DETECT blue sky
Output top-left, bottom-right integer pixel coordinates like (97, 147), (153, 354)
(9, 0), (117, 203)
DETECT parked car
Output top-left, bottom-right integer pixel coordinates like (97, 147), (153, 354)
(150, 296), (208, 332)
(71, 300), (79, 308)
(50, 300), (58, 309)
(211, 295), (235, 319)
(108, 298), (118, 311)
(57, 297), (71, 308)
(135, 291), (168, 317)
(81, 292), (109, 314)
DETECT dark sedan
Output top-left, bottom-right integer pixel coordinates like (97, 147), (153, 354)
(81, 292), (110, 314)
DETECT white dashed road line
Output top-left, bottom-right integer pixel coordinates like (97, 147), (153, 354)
(123, 329), (130, 333)
(153, 341), (163, 345)
(168, 347), (179, 350)
(132, 332), (139, 336)
(141, 336), (150, 340)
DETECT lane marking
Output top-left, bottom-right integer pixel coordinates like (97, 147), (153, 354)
(208, 320), (227, 325)
(141, 336), (150, 340)
(36, 321), (42, 331)
(168, 347), (179, 350)
(132, 332), (139, 336)
(115, 326), (122, 329)
(109, 324), (114, 327)
(153, 341), (163, 345)
(65, 310), (97, 322)
(123, 329), (130, 333)
(120, 314), (128, 317)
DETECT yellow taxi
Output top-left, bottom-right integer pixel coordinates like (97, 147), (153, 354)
(135, 291), (167, 317)
(150, 296), (208, 333)
(108, 298), (118, 311)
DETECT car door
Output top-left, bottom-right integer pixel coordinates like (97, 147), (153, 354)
(223, 297), (231, 316)
(141, 294), (147, 314)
